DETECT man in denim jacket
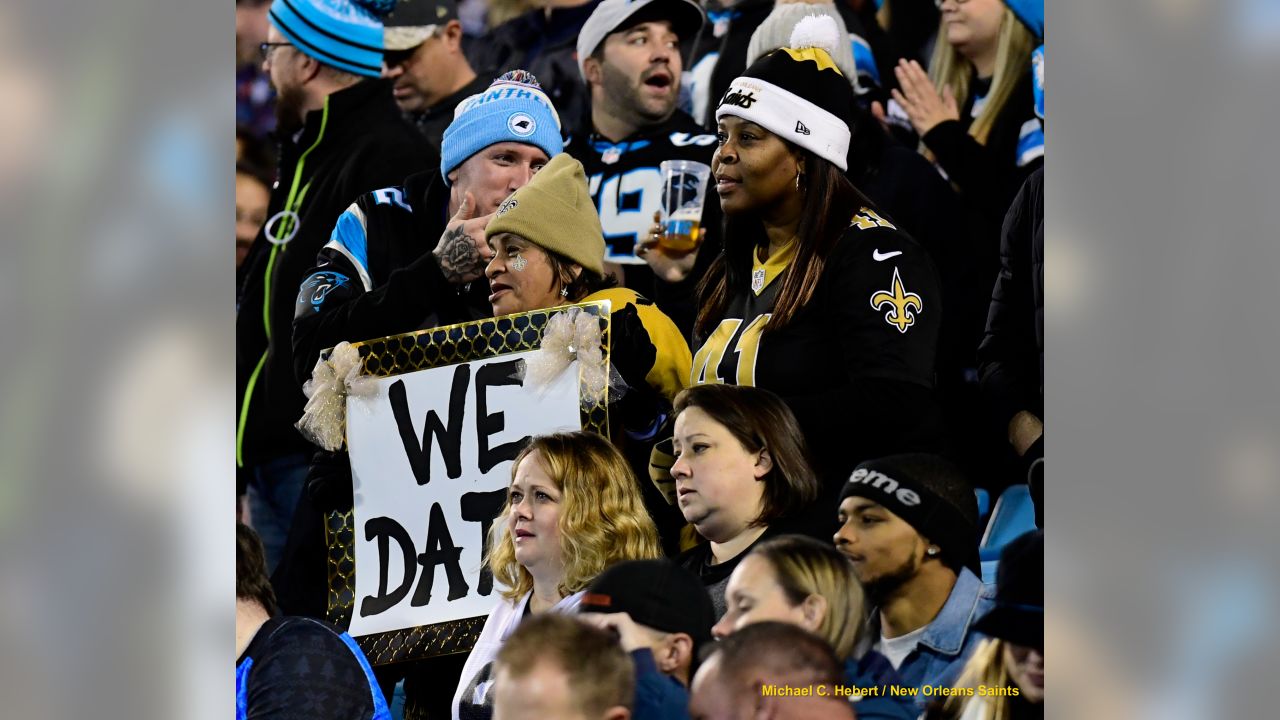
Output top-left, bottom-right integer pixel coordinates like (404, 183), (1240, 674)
(833, 454), (994, 711)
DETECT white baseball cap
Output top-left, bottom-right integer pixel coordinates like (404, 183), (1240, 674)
(576, 0), (705, 80)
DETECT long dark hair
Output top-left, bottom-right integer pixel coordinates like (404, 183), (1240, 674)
(695, 148), (879, 339)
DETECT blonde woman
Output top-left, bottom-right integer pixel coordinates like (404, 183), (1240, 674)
(713, 534), (917, 720)
(888, 0), (1043, 212)
(451, 432), (662, 720)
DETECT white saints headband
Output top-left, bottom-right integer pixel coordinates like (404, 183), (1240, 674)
(715, 76), (850, 171)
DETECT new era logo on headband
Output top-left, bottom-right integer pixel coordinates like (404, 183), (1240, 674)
(795, 120), (810, 135)
(848, 467), (922, 506)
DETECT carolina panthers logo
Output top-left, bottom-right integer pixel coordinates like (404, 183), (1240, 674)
(507, 112), (536, 137)
(298, 271), (349, 312)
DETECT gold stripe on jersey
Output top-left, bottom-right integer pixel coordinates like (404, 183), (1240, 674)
(850, 206), (897, 230)
(750, 238), (797, 296)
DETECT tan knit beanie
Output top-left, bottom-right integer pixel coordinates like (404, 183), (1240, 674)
(484, 153), (606, 276)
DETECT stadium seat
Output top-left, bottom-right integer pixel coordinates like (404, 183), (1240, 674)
(979, 485), (1037, 574)
(976, 488), (990, 523)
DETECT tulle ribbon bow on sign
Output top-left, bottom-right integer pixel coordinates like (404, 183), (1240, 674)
(295, 341), (379, 451)
(523, 308), (622, 412)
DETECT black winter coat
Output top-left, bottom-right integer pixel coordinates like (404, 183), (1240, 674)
(236, 79), (434, 469)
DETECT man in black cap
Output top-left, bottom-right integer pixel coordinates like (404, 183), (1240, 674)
(972, 530), (1044, 705)
(381, 0), (488, 155)
(580, 559), (715, 719)
(833, 453), (993, 711)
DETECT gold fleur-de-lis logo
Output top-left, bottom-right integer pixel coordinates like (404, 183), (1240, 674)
(870, 267), (923, 333)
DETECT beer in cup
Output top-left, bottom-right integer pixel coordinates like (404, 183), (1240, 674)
(658, 159), (711, 253)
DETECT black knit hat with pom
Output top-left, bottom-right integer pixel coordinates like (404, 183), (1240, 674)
(716, 14), (854, 170)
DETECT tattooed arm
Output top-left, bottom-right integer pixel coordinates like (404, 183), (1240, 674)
(433, 192), (495, 284)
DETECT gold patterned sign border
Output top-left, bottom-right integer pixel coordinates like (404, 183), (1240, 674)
(325, 302), (611, 665)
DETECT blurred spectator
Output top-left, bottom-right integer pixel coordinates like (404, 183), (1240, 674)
(468, 0), (604, 137)
(486, 0), (538, 28)
(834, 454), (992, 711)
(482, 150), (694, 550)
(690, 16), (944, 506)
(235, 162), (271, 289)
(683, 0), (778, 128)
(875, 0), (942, 67)
(236, 0), (432, 571)
(688, 621), (855, 720)
(977, 167), (1043, 527)
(570, 0), (713, 332)
(452, 433), (662, 720)
(237, 0), (277, 138)
(670, 384), (820, 616)
(382, 0), (488, 156)
(580, 559), (715, 720)
(493, 614), (634, 720)
(926, 531), (1043, 719)
(236, 524), (390, 720)
(714, 534), (917, 720)
(236, 125), (276, 171)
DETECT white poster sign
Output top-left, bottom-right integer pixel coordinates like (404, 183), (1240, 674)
(344, 350), (582, 637)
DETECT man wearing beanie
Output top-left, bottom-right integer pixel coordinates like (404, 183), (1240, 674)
(381, 0), (488, 156)
(279, 68), (565, 720)
(834, 453), (993, 710)
(237, 0), (432, 574)
(580, 560), (715, 720)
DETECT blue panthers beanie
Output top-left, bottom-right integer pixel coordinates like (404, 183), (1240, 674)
(268, 0), (394, 78)
(1003, 0), (1044, 40)
(441, 70), (565, 185)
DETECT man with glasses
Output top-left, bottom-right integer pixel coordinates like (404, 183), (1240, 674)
(381, 0), (488, 155)
(237, 0), (432, 573)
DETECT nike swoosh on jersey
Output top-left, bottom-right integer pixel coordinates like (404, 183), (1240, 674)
(872, 249), (903, 261)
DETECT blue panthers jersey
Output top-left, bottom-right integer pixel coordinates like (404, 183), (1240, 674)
(565, 111), (716, 265)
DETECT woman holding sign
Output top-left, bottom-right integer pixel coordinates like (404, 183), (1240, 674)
(685, 15), (945, 527)
(483, 152), (695, 553)
(452, 431), (661, 720)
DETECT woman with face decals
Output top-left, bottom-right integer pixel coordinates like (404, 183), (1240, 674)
(712, 534), (918, 720)
(687, 15), (944, 526)
(451, 432), (662, 720)
(669, 383), (819, 618)
(482, 153), (693, 443)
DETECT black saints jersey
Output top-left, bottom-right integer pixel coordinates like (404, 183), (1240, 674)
(565, 111), (716, 265)
(692, 208), (946, 499)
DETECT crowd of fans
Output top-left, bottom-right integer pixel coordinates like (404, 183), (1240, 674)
(235, 0), (1045, 718)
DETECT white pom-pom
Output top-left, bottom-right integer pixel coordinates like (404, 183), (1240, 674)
(788, 14), (840, 55)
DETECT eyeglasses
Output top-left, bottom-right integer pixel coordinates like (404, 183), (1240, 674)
(259, 42), (293, 63)
(382, 46), (418, 68)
